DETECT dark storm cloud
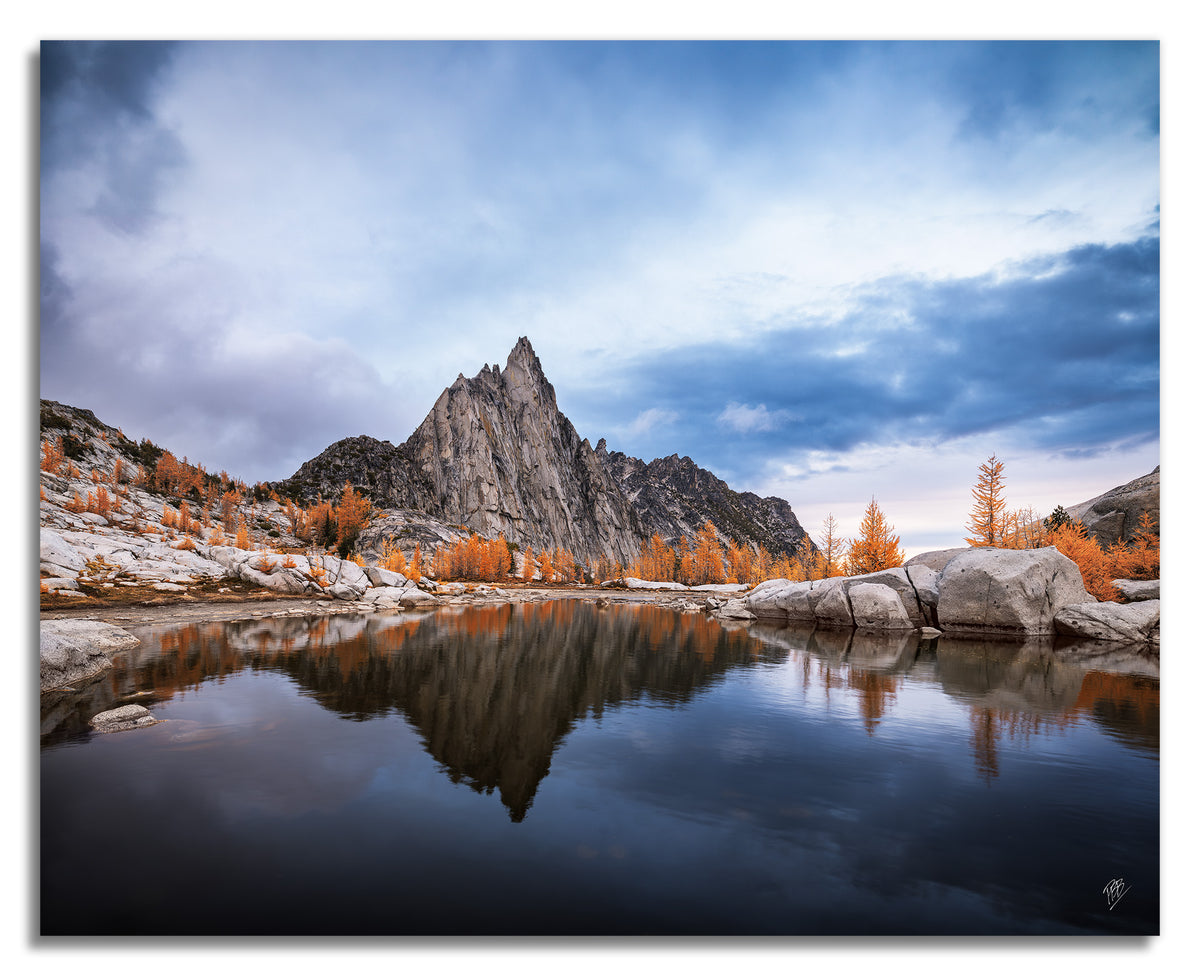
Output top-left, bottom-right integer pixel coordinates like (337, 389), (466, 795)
(41, 40), (178, 121)
(41, 41), (185, 234)
(941, 41), (1159, 141)
(38, 241), (74, 357)
(592, 235), (1159, 479)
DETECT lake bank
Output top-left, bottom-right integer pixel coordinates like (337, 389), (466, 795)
(39, 582), (733, 628)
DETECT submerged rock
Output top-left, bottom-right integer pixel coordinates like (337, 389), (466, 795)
(711, 598), (755, 620)
(89, 704), (160, 732)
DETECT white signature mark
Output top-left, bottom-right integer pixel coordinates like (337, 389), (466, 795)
(1102, 878), (1131, 911)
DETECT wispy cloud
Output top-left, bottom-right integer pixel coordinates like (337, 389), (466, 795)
(717, 402), (790, 433)
(624, 408), (680, 441)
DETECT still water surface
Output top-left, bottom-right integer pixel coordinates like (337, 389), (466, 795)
(40, 601), (1159, 935)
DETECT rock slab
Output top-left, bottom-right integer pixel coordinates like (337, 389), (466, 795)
(937, 547), (1094, 638)
(89, 704), (160, 732)
(1054, 600), (1160, 645)
(41, 619), (141, 691)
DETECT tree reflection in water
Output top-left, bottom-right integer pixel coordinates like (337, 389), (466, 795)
(43, 602), (1159, 813)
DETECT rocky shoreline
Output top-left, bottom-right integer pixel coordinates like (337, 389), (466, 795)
(37, 580), (758, 691)
(41, 545), (1160, 698)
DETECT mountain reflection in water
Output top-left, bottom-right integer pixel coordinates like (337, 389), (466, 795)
(43, 602), (1160, 820)
(46, 603), (781, 820)
(40, 601), (1159, 934)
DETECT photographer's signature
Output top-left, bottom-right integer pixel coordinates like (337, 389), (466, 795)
(1102, 878), (1131, 911)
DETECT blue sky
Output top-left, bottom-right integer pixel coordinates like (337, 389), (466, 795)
(37, 38), (1161, 554)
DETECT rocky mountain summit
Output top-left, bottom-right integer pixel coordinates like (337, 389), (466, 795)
(598, 446), (811, 556)
(281, 337), (815, 561)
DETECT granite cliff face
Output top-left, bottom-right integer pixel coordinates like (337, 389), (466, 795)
(281, 338), (815, 561)
(284, 339), (643, 563)
(397, 338), (643, 563)
(1066, 466), (1160, 548)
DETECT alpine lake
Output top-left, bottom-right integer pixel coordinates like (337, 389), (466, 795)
(40, 599), (1159, 936)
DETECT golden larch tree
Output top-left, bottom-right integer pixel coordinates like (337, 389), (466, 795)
(41, 436), (65, 475)
(1046, 522), (1119, 601)
(235, 514), (251, 550)
(966, 454), (1009, 547)
(1130, 510), (1160, 579)
(650, 533), (674, 582)
(693, 521), (726, 585)
(381, 539), (408, 576)
(846, 497), (905, 575)
(335, 481), (371, 558)
(677, 534), (698, 586)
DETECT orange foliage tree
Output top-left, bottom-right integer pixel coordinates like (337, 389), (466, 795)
(1004, 506), (1047, 550)
(966, 455), (1008, 546)
(676, 536), (697, 585)
(726, 540), (762, 586)
(41, 436), (65, 475)
(335, 481), (372, 558)
(650, 533), (675, 581)
(692, 521), (726, 585)
(846, 498), (904, 575)
(380, 539), (408, 576)
(235, 514), (251, 550)
(220, 490), (241, 534)
(1111, 511), (1159, 581)
(554, 547), (577, 583)
(1047, 522), (1119, 601)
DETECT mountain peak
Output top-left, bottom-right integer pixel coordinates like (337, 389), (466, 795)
(504, 336), (541, 375)
(278, 339), (815, 560)
(501, 336), (555, 406)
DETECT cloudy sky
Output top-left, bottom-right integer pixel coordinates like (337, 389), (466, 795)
(38, 39), (1161, 554)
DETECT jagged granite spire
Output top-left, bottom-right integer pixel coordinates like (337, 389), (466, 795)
(396, 338), (643, 561)
(280, 337), (815, 561)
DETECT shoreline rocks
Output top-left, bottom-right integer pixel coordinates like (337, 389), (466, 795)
(745, 547), (1159, 649)
(40, 619), (142, 691)
(1053, 600), (1160, 646)
(937, 547), (1094, 638)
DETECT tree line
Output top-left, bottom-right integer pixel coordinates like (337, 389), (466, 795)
(44, 430), (1157, 601)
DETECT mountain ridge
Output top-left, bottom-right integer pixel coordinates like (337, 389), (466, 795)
(279, 337), (816, 561)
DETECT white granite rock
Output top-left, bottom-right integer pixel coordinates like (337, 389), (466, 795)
(1054, 600), (1160, 644)
(846, 582), (916, 632)
(938, 547), (1095, 637)
(41, 619), (140, 691)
